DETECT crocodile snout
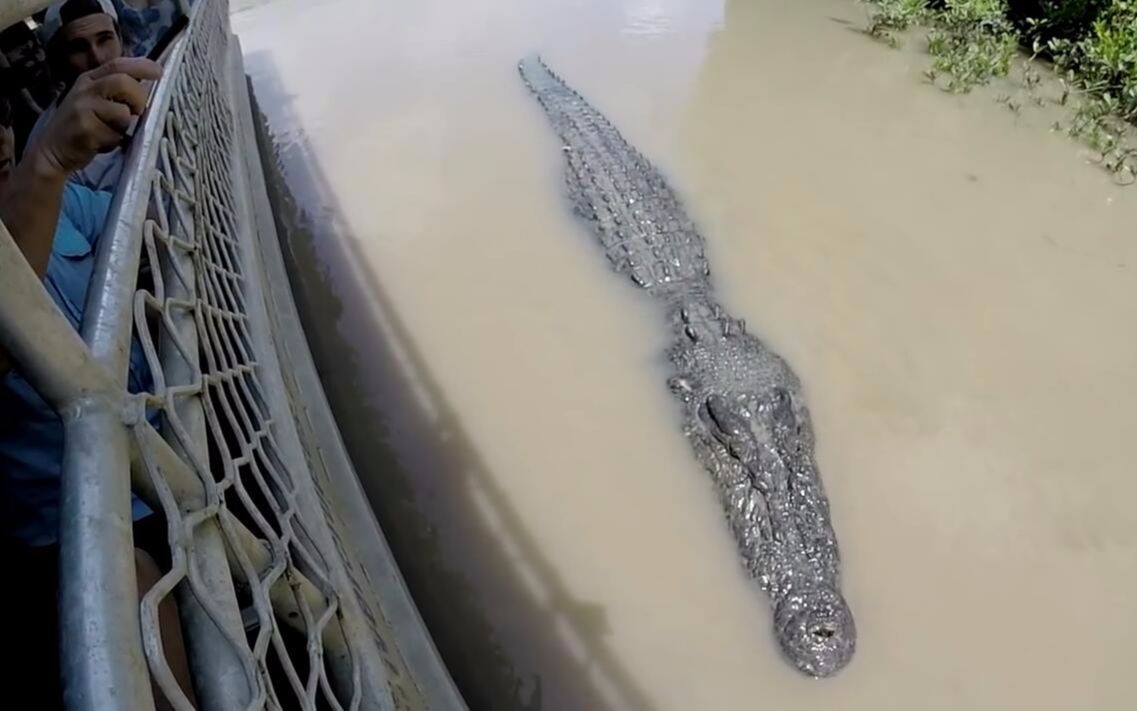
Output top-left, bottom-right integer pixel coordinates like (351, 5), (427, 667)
(774, 585), (856, 678)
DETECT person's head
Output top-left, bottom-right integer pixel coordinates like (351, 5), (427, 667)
(39, 0), (122, 87)
(1, 22), (46, 74)
(1, 23), (51, 100)
(0, 94), (14, 192)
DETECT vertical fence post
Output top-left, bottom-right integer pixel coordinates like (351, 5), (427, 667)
(59, 406), (158, 711)
(0, 220), (156, 711)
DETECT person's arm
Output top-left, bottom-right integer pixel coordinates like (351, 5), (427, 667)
(2, 58), (161, 277)
(0, 57), (162, 377)
(1, 146), (68, 279)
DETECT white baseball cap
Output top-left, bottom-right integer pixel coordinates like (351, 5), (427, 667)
(38, 0), (118, 48)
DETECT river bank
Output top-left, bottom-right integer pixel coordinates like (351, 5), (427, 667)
(864, 0), (1136, 182)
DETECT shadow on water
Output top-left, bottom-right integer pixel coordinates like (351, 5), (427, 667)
(243, 52), (658, 711)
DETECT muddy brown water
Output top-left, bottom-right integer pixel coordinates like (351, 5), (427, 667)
(233, 0), (1137, 708)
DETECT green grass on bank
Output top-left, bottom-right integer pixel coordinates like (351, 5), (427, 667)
(863, 0), (1136, 182)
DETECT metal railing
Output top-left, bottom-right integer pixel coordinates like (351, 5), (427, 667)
(0, 0), (462, 708)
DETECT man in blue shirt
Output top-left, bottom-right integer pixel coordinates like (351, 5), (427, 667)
(1, 56), (192, 709)
(1, 56), (159, 547)
(27, 0), (129, 191)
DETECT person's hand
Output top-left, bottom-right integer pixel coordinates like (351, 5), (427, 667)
(32, 57), (163, 177)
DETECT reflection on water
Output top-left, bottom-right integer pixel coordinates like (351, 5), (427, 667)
(620, 0), (723, 37)
(234, 0), (1137, 709)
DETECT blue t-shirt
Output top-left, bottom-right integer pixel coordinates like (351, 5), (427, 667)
(0, 184), (152, 546)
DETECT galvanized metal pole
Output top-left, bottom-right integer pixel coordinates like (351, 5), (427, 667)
(0, 222), (119, 406)
(60, 405), (158, 711)
(0, 219), (156, 711)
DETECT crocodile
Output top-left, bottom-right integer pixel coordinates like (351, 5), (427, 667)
(518, 55), (856, 677)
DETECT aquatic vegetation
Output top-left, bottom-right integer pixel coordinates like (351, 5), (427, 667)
(863, 0), (1137, 182)
(864, 0), (930, 45)
(1049, 2), (1137, 160)
(926, 0), (1018, 91)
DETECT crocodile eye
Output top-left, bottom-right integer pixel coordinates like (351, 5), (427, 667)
(706, 395), (748, 439)
(768, 388), (797, 428)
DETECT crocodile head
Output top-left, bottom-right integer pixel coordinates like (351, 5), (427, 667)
(700, 387), (855, 677)
(672, 303), (855, 676)
(774, 584), (856, 677)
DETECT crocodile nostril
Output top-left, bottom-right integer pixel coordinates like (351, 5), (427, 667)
(811, 624), (836, 640)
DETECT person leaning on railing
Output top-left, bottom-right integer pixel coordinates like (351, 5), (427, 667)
(0, 57), (194, 709)
(25, 0), (188, 192)
(0, 57), (159, 540)
(27, 0), (130, 192)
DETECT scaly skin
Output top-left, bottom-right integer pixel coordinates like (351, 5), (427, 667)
(519, 55), (855, 677)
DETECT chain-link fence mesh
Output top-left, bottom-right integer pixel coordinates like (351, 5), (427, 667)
(124, 0), (380, 707)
